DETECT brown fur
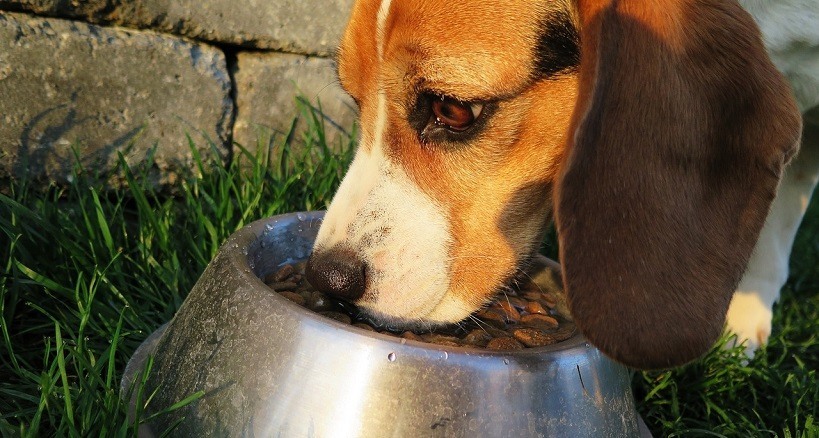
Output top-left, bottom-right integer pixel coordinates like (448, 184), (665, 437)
(556, 0), (801, 368)
(338, 0), (579, 311)
(335, 0), (801, 369)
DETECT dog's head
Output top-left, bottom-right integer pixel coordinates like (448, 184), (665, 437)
(305, 0), (801, 369)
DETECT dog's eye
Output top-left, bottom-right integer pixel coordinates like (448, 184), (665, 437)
(410, 93), (493, 144)
(431, 96), (484, 132)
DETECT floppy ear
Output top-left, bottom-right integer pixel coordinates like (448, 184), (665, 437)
(554, 0), (802, 369)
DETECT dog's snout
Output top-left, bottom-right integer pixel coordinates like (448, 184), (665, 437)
(305, 246), (367, 301)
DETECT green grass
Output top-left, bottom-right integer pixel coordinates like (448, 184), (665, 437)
(0, 101), (355, 436)
(1, 101), (817, 436)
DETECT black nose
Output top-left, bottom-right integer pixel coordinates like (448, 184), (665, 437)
(305, 246), (368, 301)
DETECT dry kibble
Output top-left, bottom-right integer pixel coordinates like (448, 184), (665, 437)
(474, 309), (508, 329)
(551, 324), (577, 342)
(520, 314), (559, 330)
(506, 297), (528, 310)
(422, 333), (462, 347)
(524, 301), (548, 315)
(523, 291), (543, 301)
(512, 328), (556, 347)
(482, 326), (514, 339)
(266, 263), (575, 350)
(269, 281), (298, 292)
(401, 331), (424, 342)
(486, 337), (525, 350)
(279, 291), (306, 306)
(462, 329), (493, 347)
(493, 301), (521, 323)
(273, 264), (295, 282)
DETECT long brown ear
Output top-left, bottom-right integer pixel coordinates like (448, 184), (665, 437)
(555, 0), (802, 369)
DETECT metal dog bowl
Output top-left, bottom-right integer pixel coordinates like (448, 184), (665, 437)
(122, 211), (643, 437)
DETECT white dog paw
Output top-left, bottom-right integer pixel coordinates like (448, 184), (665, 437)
(724, 291), (774, 359)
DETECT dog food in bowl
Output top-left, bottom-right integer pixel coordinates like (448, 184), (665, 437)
(263, 262), (576, 350)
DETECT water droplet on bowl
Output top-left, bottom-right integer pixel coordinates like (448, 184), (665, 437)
(387, 352), (396, 362)
(503, 358), (510, 365)
(442, 351), (448, 360)
(296, 212), (307, 221)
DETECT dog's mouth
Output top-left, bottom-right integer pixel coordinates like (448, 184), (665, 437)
(295, 279), (469, 334)
(300, 250), (574, 351)
(306, 286), (495, 337)
(305, 248), (547, 333)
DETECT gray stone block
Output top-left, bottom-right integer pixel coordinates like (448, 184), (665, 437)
(232, 51), (357, 155)
(0, 0), (354, 56)
(0, 11), (233, 186)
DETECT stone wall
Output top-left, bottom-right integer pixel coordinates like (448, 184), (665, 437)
(0, 0), (356, 187)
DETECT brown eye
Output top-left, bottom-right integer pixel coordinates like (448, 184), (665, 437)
(431, 96), (483, 132)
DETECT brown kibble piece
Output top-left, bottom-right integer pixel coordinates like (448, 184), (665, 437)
(320, 311), (352, 325)
(507, 297), (528, 310)
(462, 329), (494, 347)
(524, 301), (548, 315)
(274, 264), (296, 282)
(520, 314), (559, 330)
(486, 337), (525, 350)
(279, 291), (306, 306)
(551, 323), (577, 342)
(493, 301), (521, 323)
(269, 281), (298, 291)
(523, 291), (543, 301)
(475, 309), (508, 329)
(513, 328), (556, 347)
(421, 333), (462, 347)
(483, 326), (513, 338)
(401, 331), (424, 342)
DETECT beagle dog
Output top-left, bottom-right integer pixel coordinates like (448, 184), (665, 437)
(305, 0), (819, 369)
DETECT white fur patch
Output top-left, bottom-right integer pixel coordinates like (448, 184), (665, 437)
(376, 0), (393, 60)
(312, 9), (468, 323)
(314, 92), (457, 322)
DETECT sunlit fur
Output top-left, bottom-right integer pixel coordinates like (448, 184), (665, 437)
(313, 0), (811, 370)
(314, 0), (577, 328)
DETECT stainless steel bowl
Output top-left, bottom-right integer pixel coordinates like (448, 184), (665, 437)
(123, 211), (643, 437)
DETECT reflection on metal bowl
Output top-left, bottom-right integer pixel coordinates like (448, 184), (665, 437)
(122, 211), (642, 437)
